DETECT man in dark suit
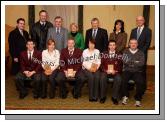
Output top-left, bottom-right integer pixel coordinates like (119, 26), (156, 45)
(15, 40), (42, 99)
(100, 40), (123, 104)
(56, 38), (83, 99)
(130, 16), (152, 93)
(85, 18), (108, 52)
(8, 18), (29, 75)
(30, 10), (53, 51)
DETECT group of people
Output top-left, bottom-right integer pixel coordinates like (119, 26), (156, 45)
(8, 10), (152, 107)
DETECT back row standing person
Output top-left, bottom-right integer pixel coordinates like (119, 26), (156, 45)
(30, 10), (53, 51)
(130, 16), (152, 94)
(8, 18), (29, 75)
(47, 16), (68, 51)
(109, 19), (127, 53)
(85, 18), (108, 53)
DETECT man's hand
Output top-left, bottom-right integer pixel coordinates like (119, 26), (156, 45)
(27, 71), (36, 77)
(14, 58), (18, 62)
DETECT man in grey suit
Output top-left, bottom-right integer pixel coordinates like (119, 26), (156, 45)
(47, 16), (68, 51)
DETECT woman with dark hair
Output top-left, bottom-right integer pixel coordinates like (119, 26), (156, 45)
(109, 19), (127, 53)
(81, 39), (101, 102)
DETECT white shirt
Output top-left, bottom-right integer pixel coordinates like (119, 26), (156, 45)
(42, 49), (60, 70)
(109, 50), (116, 58)
(137, 25), (144, 34)
(56, 27), (61, 33)
(68, 48), (74, 55)
(27, 50), (34, 60)
(19, 29), (23, 36)
(82, 48), (101, 70)
(129, 48), (138, 54)
(40, 21), (46, 25)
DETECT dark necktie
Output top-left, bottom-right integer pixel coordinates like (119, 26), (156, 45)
(56, 28), (60, 34)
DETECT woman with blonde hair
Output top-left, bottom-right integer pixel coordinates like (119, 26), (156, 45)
(68, 23), (85, 50)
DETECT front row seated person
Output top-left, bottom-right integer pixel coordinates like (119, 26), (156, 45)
(81, 39), (101, 102)
(56, 38), (83, 99)
(15, 40), (42, 99)
(121, 39), (145, 107)
(41, 39), (60, 99)
(100, 40), (123, 104)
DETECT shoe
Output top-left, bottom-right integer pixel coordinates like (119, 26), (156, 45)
(112, 97), (118, 105)
(100, 97), (106, 103)
(89, 99), (94, 102)
(135, 101), (142, 107)
(41, 95), (47, 99)
(33, 95), (39, 99)
(19, 93), (27, 99)
(93, 98), (98, 102)
(122, 96), (128, 105)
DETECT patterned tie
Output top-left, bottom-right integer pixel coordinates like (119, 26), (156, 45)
(69, 50), (73, 57)
(137, 27), (141, 40)
(92, 29), (96, 39)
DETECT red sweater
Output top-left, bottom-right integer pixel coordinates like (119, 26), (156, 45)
(60, 48), (83, 72)
(101, 51), (123, 74)
(19, 50), (42, 73)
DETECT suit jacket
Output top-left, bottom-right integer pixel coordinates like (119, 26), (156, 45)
(19, 50), (42, 73)
(109, 32), (127, 53)
(85, 27), (108, 52)
(30, 21), (53, 51)
(47, 27), (68, 51)
(130, 27), (152, 53)
(101, 51), (123, 74)
(60, 48), (83, 73)
(8, 28), (29, 58)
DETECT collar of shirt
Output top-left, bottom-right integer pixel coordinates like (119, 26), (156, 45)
(56, 27), (61, 32)
(129, 48), (138, 54)
(40, 21), (46, 25)
(27, 50), (34, 55)
(92, 28), (98, 33)
(138, 25), (144, 33)
(68, 48), (74, 52)
(19, 29), (23, 34)
(115, 30), (121, 34)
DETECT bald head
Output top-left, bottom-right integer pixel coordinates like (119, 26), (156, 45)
(136, 16), (145, 27)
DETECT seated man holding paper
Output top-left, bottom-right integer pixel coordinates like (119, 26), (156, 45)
(100, 40), (123, 104)
(81, 39), (101, 102)
(56, 38), (83, 99)
(121, 39), (145, 107)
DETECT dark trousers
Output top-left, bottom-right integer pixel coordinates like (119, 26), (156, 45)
(100, 72), (122, 99)
(11, 59), (20, 75)
(121, 71), (145, 101)
(15, 72), (41, 97)
(41, 70), (59, 97)
(56, 71), (84, 97)
(80, 69), (100, 100)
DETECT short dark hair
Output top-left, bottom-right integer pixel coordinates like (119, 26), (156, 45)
(89, 39), (96, 45)
(16, 18), (25, 24)
(113, 19), (125, 33)
(54, 16), (63, 21)
(39, 10), (47, 15)
(68, 37), (75, 42)
(91, 18), (99, 23)
(26, 39), (35, 44)
(109, 40), (116, 44)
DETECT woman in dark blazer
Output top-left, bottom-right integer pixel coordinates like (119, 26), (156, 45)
(109, 19), (127, 53)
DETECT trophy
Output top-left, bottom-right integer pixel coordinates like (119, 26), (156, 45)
(108, 64), (114, 73)
(91, 63), (98, 72)
(67, 68), (74, 77)
(44, 64), (51, 75)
